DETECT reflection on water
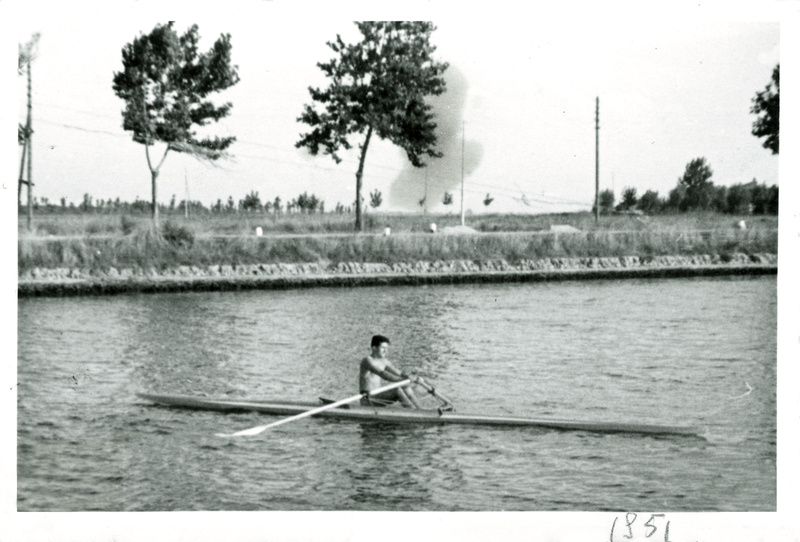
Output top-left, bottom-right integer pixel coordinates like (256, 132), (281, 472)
(347, 424), (433, 509)
(18, 276), (776, 511)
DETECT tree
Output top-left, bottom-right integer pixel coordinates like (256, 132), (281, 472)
(637, 190), (661, 214)
(678, 157), (714, 211)
(241, 191), (262, 212)
(112, 22), (240, 229)
(726, 183), (751, 214)
(370, 189), (383, 209)
(297, 192), (320, 213)
(483, 193), (494, 207)
(619, 187), (638, 211)
(79, 193), (94, 212)
(442, 191), (453, 211)
(296, 22), (449, 231)
(594, 189), (615, 215)
(711, 185), (729, 213)
(666, 185), (687, 212)
(751, 64), (779, 154)
(750, 181), (779, 214)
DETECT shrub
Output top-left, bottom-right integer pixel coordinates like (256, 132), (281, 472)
(36, 222), (61, 236)
(86, 220), (117, 235)
(162, 221), (195, 249)
(121, 215), (139, 235)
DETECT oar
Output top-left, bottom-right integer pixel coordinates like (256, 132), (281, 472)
(416, 378), (454, 411)
(215, 379), (411, 437)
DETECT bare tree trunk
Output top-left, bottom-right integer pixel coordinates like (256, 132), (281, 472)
(151, 169), (159, 229)
(354, 126), (373, 232)
(145, 144), (168, 231)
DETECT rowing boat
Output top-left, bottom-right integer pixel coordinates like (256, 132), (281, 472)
(136, 392), (701, 437)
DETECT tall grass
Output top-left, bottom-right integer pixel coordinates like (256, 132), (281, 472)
(18, 224), (778, 274)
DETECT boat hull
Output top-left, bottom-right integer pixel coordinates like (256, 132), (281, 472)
(136, 392), (701, 437)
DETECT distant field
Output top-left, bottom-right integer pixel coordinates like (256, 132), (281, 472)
(18, 211), (778, 274)
(17, 210), (777, 237)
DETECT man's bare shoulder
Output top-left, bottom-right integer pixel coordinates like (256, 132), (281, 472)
(361, 355), (385, 371)
(359, 355), (374, 369)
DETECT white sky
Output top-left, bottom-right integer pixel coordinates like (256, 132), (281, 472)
(9, 2), (782, 214)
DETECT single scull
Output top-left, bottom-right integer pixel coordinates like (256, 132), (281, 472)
(136, 392), (701, 437)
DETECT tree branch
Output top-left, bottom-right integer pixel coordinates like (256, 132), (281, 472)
(156, 145), (170, 171)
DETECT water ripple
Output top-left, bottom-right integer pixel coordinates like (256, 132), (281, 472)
(17, 277), (777, 511)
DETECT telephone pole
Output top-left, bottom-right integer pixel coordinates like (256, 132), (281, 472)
(594, 97), (600, 224)
(423, 170), (428, 216)
(184, 166), (190, 218)
(24, 56), (34, 231)
(460, 120), (465, 227)
(19, 34), (39, 232)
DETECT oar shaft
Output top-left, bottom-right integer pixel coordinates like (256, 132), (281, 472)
(417, 379), (453, 407)
(216, 379), (411, 437)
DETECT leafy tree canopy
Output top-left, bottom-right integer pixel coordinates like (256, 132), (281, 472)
(679, 157), (713, 189)
(619, 187), (638, 210)
(297, 21), (448, 165)
(678, 157), (714, 211)
(750, 64), (779, 155)
(296, 21), (448, 230)
(599, 189), (615, 214)
(370, 189), (383, 209)
(113, 22), (239, 161)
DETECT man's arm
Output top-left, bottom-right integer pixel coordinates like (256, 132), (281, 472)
(363, 358), (406, 382)
(385, 361), (417, 382)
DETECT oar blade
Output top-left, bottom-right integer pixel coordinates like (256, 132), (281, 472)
(216, 426), (265, 438)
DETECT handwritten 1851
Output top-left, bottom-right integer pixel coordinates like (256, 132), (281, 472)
(610, 513), (671, 542)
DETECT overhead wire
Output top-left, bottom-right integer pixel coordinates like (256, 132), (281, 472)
(25, 108), (590, 209)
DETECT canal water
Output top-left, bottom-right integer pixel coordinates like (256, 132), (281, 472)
(17, 276), (776, 511)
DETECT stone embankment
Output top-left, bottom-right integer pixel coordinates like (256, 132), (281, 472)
(18, 253), (777, 297)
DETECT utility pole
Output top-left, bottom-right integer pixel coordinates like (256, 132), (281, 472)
(19, 34), (39, 232)
(594, 97), (600, 224)
(423, 170), (428, 216)
(24, 56), (34, 231)
(184, 166), (190, 218)
(460, 120), (465, 227)
(18, 127), (28, 208)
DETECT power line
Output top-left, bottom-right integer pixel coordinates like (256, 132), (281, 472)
(35, 118), (128, 138)
(27, 115), (591, 208)
(29, 102), (434, 174)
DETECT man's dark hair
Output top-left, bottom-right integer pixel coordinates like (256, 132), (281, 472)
(371, 334), (390, 348)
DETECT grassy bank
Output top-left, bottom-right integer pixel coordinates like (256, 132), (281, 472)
(18, 215), (777, 275)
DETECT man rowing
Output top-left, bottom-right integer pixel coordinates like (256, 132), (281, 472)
(359, 334), (423, 408)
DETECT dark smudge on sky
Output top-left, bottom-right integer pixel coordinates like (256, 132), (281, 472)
(388, 65), (484, 211)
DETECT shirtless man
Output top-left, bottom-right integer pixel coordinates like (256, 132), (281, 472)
(359, 335), (423, 408)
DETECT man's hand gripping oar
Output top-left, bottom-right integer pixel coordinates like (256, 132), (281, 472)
(413, 376), (455, 414)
